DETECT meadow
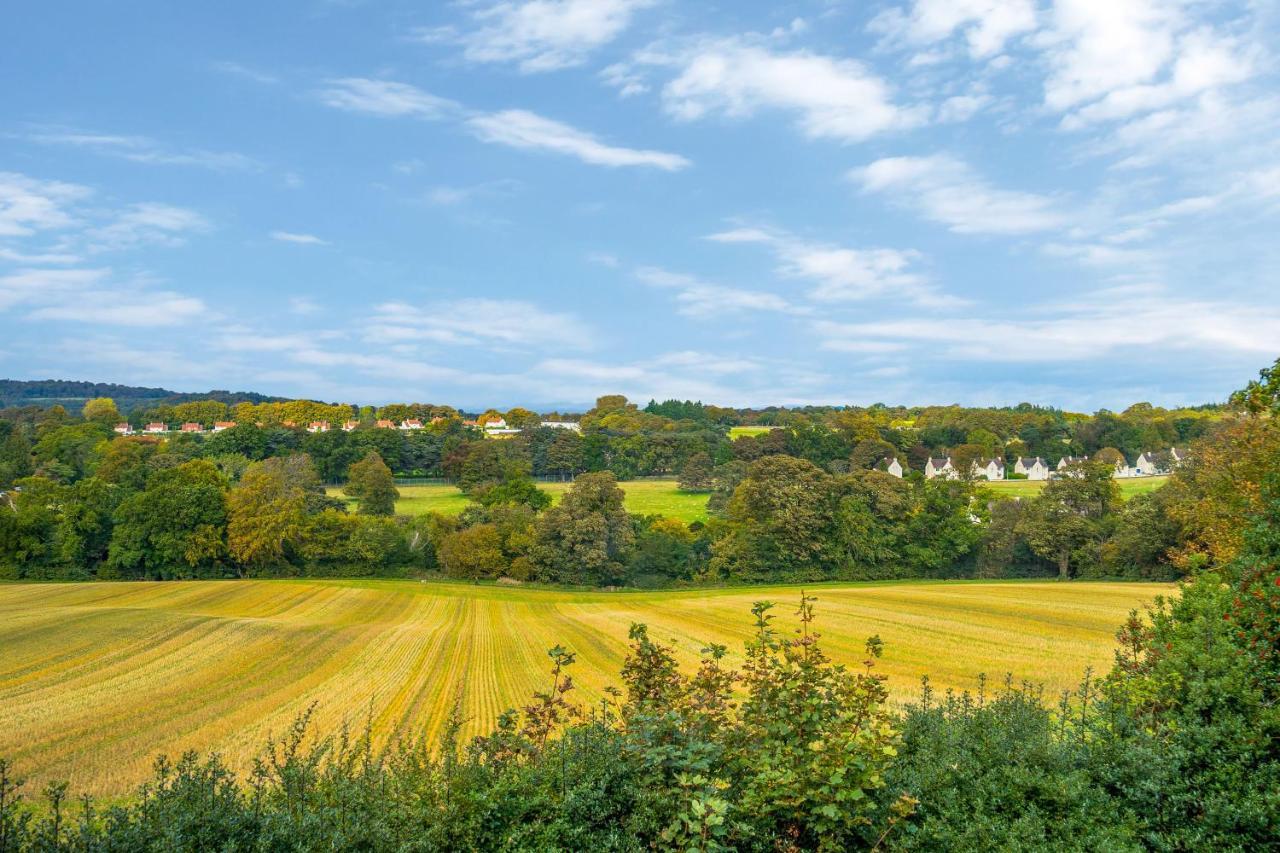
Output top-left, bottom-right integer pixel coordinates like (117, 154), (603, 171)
(0, 578), (1168, 797)
(330, 475), (1169, 522)
(329, 479), (711, 522)
(982, 475), (1169, 499)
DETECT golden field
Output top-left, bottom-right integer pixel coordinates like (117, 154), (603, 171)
(0, 578), (1170, 797)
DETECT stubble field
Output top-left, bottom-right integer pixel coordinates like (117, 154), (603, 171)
(0, 578), (1168, 797)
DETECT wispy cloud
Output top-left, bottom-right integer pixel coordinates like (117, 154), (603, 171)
(316, 78), (689, 170)
(415, 0), (657, 73)
(646, 38), (925, 142)
(851, 154), (1067, 234)
(270, 230), (327, 245)
(1, 267), (206, 326)
(466, 110), (690, 170)
(23, 127), (260, 171)
(868, 0), (1037, 59)
(634, 266), (801, 316)
(317, 78), (460, 118)
(365, 298), (594, 349)
(0, 172), (90, 237)
(86, 203), (208, 252)
(814, 286), (1280, 362)
(707, 226), (957, 307)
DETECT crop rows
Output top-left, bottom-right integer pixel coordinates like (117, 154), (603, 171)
(0, 578), (1166, 797)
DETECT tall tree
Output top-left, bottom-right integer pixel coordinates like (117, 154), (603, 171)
(344, 451), (399, 516)
(528, 471), (634, 585)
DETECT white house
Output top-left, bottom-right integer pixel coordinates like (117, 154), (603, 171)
(212, 421), (236, 433)
(114, 423), (134, 436)
(540, 421), (582, 432)
(1134, 448), (1184, 476)
(400, 419), (423, 430)
(307, 421), (330, 433)
(972, 457), (1006, 480)
(144, 422), (167, 434)
(342, 420), (359, 432)
(876, 457), (905, 478)
(925, 457), (956, 480)
(1014, 457), (1049, 480)
(483, 417), (508, 431)
(1057, 455), (1088, 470)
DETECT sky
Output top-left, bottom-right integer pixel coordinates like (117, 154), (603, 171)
(2, 0), (1279, 411)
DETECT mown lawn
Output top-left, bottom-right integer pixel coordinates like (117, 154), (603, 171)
(728, 426), (776, 439)
(981, 475), (1169, 500)
(0, 578), (1168, 797)
(329, 479), (710, 522)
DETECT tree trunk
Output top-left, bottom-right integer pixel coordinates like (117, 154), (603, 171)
(1058, 552), (1070, 580)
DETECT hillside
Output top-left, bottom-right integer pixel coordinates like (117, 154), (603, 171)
(0, 379), (288, 414)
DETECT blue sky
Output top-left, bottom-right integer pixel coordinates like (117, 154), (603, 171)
(3, 0), (1278, 411)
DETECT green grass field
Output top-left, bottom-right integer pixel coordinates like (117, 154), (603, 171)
(333, 475), (1170, 521)
(981, 475), (1169, 500)
(0, 578), (1168, 797)
(330, 479), (710, 522)
(728, 426), (776, 439)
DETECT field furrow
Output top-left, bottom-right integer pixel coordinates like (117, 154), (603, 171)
(0, 578), (1168, 797)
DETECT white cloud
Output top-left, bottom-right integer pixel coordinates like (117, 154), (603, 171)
(210, 60), (279, 85)
(318, 78), (458, 118)
(270, 230), (327, 245)
(1038, 0), (1257, 133)
(288, 297), (321, 315)
(706, 226), (956, 306)
(366, 298), (594, 349)
(466, 110), (690, 170)
(655, 39), (923, 142)
(634, 266), (800, 316)
(432, 0), (657, 72)
(1, 267), (206, 326)
(24, 128), (259, 171)
(0, 172), (90, 237)
(869, 0), (1037, 59)
(814, 287), (1280, 362)
(852, 154), (1067, 234)
(87, 203), (208, 251)
(27, 290), (206, 326)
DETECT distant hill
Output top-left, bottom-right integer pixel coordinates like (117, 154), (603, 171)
(0, 380), (289, 415)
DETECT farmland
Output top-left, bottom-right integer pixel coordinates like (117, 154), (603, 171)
(329, 478), (710, 522)
(0, 578), (1168, 797)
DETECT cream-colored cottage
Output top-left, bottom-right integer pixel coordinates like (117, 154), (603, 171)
(924, 457), (956, 480)
(876, 457), (905, 478)
(972, 457), (1006, 480)
(1014, 457), (1049, 480)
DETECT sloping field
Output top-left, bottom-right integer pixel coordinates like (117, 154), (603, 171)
(982, 476), (1168, 499)
(0, 579), (1168, 797)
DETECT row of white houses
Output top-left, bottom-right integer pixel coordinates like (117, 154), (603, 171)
(114, 418), (583, 436)
(871, 448), (1186, 481)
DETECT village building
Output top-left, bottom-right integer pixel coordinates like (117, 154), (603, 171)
(1134, 448), (1185, 476)
(972, 457), (1006, 480)
(342, 420), (359, 431)
(875, 457), (904, 478)
(1014, 457), (1050, 480)
(114, 423), (134, 435)
(144, 423), (167, 434)
(924, 457), (956, 480)
(400, 419), (423, 430)
(375, 419), (395, 429)
(307, 421), (330, 433)
(212, 421), (236, 432)
(540, 421), (582, 431)
(1057, 455), (1088, 470)
(179, 422), (204, 434)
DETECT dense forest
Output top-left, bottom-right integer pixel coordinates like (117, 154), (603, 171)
(0, 367), (1266, 587)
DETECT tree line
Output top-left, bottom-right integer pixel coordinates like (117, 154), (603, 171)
(1, 374), (1271, 584)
